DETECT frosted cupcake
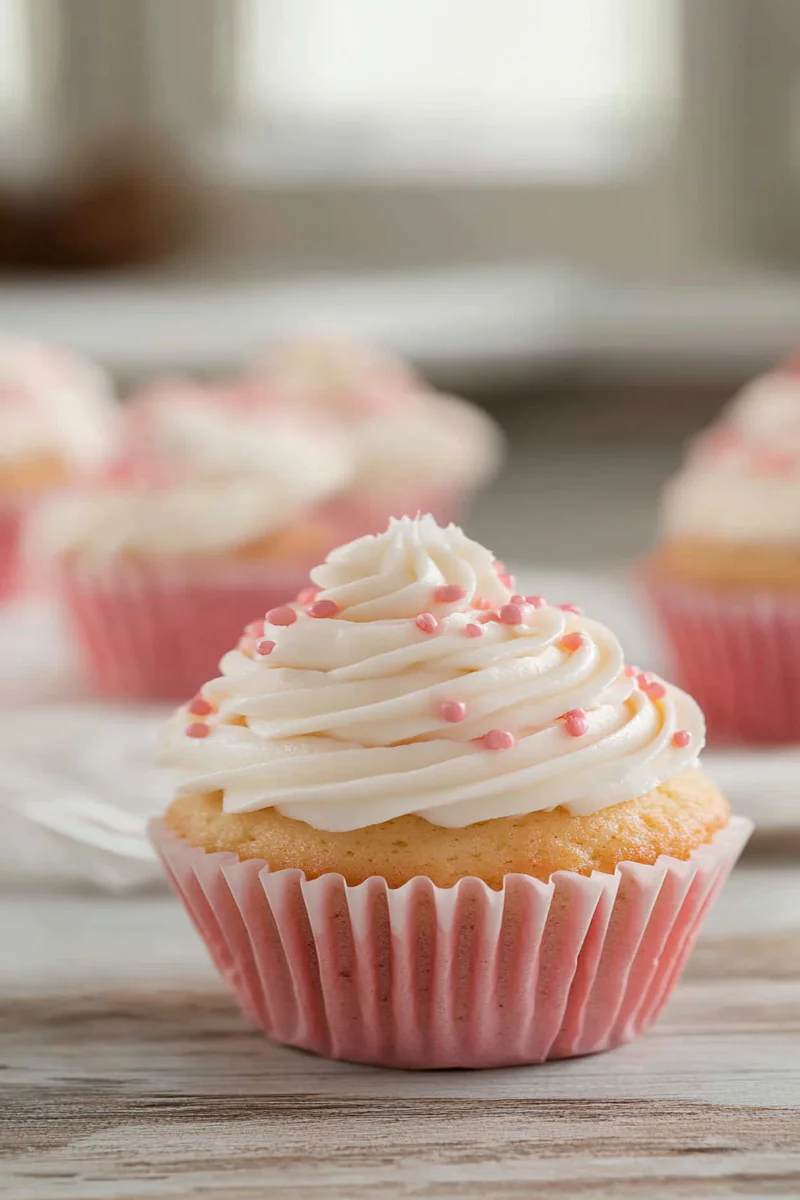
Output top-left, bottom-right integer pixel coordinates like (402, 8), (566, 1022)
(0, 338), (116, 599)
(253, 337), (503, 535)
(152, 515), (750, 1069)
(646, 362), (800, 742)
(51, 378), (355, 699)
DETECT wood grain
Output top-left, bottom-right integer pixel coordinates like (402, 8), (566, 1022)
(2, 875), (800, 1199)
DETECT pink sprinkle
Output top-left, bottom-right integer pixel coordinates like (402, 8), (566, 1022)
(484, 728), (515, 751)
(525, 595), (546, 608)
(672, 729), (691, 748)
(499, 573), (515, 590)
(438, 699), (467, 723)
(558, 603), (583, 616)
(244, 620), (265, 638)
(474, 596), (494, 611)
(623, 665), (637, 677)
(297, 585), (321, 606)
(308, 599), (340, 618)
(435, 583), (466, 604)
(186, 722), (210, 739)
(565, 711), (588, 738)
(560, 632), (586, 652)
(464, 622), (484, 638)
(415, 612), (438, 634)
(188, 696), (213, 717)
(266, 605), (297, 627)
(510, 594), (526, 604)
(499, 602), (526, 625)
(647, 680), (667, 700)
(636, 672), (654, 690)
(256, 639), (276, 656)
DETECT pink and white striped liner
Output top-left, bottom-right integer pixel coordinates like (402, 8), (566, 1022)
(151, 816), (751, 1070)
(646, 578), (800, 744)
(58, 556), (314, 701)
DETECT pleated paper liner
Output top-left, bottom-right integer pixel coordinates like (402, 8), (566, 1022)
(58, 556), (316, 701)
(646, 578), (800, 744)
(151, 815), (751, 1070)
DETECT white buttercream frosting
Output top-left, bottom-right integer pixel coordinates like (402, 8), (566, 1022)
(0, 338), (117, 468)
(53, 380), (355, 560)
(161, 515), (704, 831)
(252, 337), (504, 494)
(661, 368), (800, 544)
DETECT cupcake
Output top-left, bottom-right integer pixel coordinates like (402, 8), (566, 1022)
(645, 362), (800, 743)
(152, 514), (750, 1069)
(0, 337), (116, 599)
(252, 337), (503, 536)
(50, 377), (355, 700)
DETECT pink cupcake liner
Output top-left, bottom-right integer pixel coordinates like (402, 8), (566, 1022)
(0, 502), (24, 602)
(58, 557), (314, 701)
(646, 578), (800, 744)
(151, 816), (751, 1070)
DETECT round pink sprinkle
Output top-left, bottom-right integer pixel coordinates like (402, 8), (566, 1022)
(244, 620), (265, 638)
(308, 599), (340, 618)
(499, 573), (515, 590)
(435, 583), (466, 604)
(266, 605), (297, 627)
(484, 728), (515, 751)
(623, 665), (637, 677)
(415, 612), (438, 634)
(565, 711), (588, 738)
(256, 639), (276, 656)
(647, 680), (667, 700)
(560, 632), (586, 652)
(297, 585), (321, 606)
(438, 699), (467, 723)
(186, 722), (210, 739)
(188, 696), (213, 717)
(510, 594), (525, 604)
(499, 603), (526, 625)
(636, 672), (654, 690)
(558, 603), (583, 616)
(672, 729), (691, 748)
(525, 595), (546, 608)
(464, 622), (484, 638)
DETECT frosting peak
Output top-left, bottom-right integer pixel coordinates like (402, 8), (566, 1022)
(161, 516), (705, 832)
(310, 514), (510, 621)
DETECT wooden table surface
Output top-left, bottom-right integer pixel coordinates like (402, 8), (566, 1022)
(3, 855), (800, 1200)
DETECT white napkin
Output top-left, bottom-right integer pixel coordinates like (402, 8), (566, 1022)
(0, 704), (171, 890)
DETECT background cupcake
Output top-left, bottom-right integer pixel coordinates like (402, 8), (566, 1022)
(153, 514), (750, 1070)
(0, 337), (117, 600)
(50, 376), (355, 700)
(645, 361), (800, 743)
(252, 336), (504, 536)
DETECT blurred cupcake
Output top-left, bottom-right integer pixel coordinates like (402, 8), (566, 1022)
(152, 514), (749, 1069)
(253, 336), (503, 535)
(51, 378), (355, 700)
(645, 361), (800, 742)
(0, 337), (116, 599)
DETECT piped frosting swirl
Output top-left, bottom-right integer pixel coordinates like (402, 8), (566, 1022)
(161, 515), (704, 830)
